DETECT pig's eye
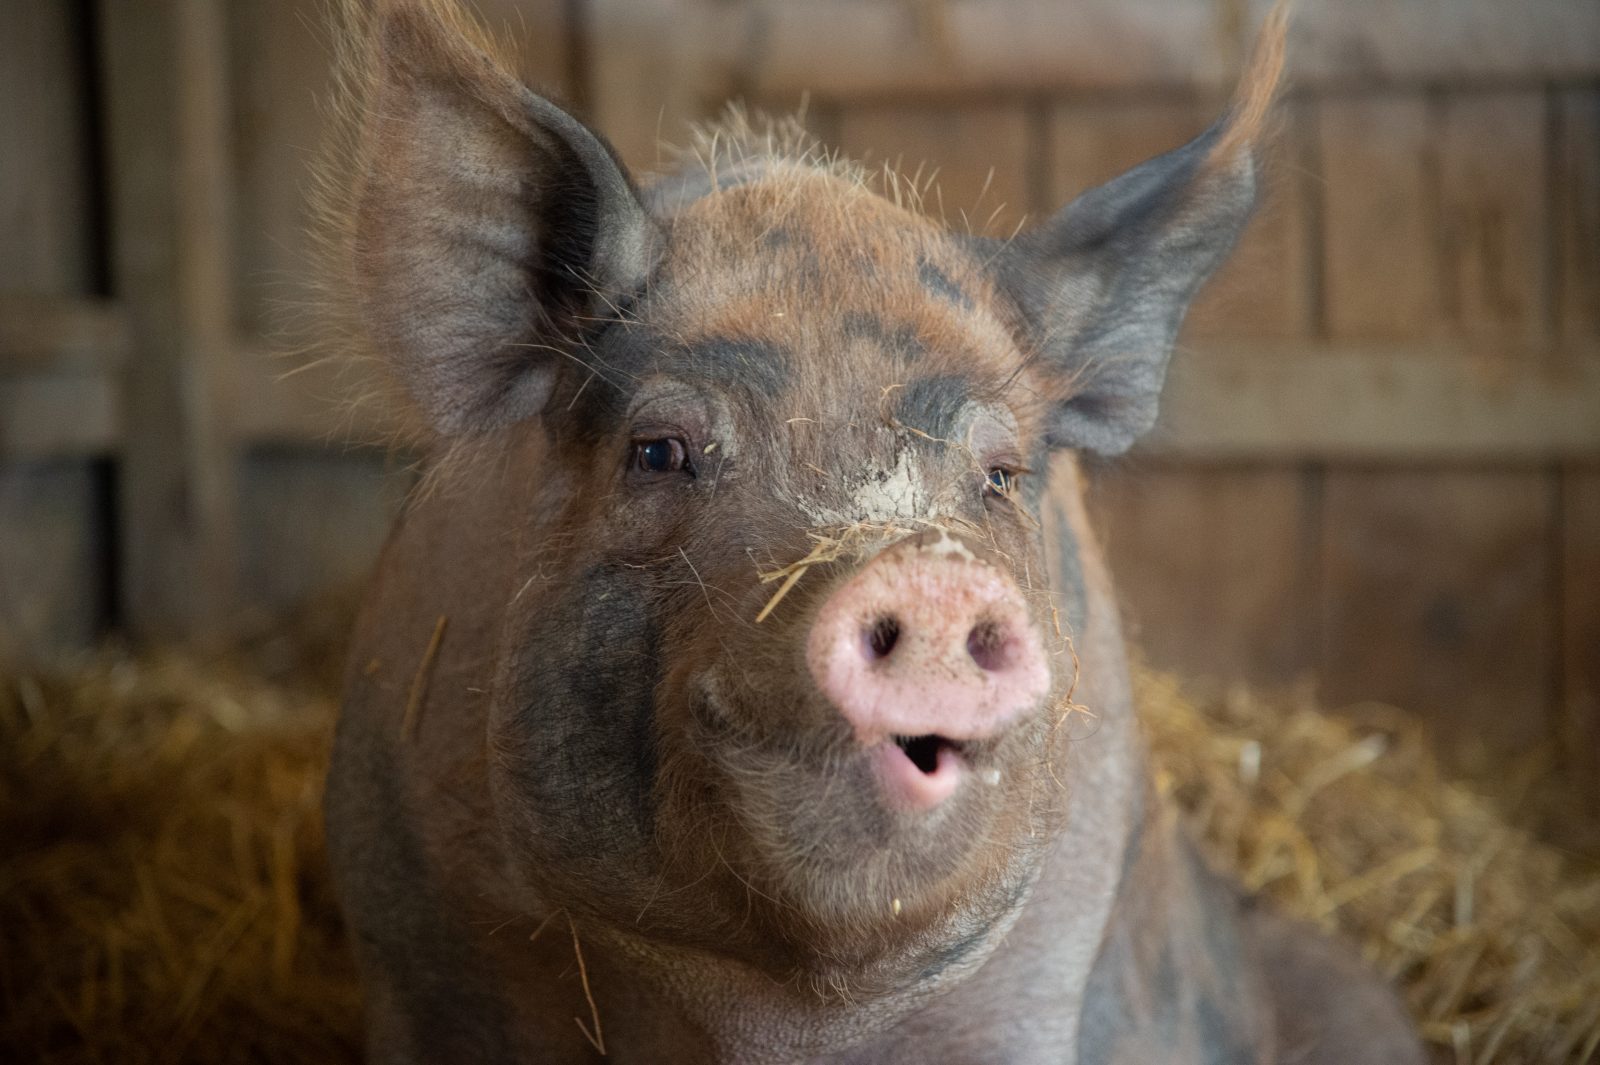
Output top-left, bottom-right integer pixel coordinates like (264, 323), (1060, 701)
(633, 437), (689, 475)
(984, 467), (1016, 497)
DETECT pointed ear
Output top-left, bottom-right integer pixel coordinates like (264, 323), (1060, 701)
(996, 5), (1287, 455)
(349, 2), (659, 435)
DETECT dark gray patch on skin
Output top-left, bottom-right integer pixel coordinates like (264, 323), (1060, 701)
(511, 564), (660, 862)
(553, 325), (789, 440)
(911, 874), (1030, 984)
(1187, 840), (1268, 1065)
(760, 227), (794, 249)
(840, 311), (924, 362)
(913, 921), (991, 983)
(1149, 941), (1181, 1028)
(893, 374), (972, 439)
(1196, 994), (1260, 1065)
(1077, 922), (1138, 1059)
(547, 319), (657, 441)
(331, 740), (515, 1061)
(687, 337), (791, 396)
(1117, 788), (1148, 887)
(917, 254), (974, 310)
(788, 248), (827, 293)
(1189, 840), (1253, 995)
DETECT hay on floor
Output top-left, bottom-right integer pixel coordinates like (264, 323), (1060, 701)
(1, 646), (1596, 1064)
(0, 650), (361, 1064)
(1139, 672), (1600, 1065)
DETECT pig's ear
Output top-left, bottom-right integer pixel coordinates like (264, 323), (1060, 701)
(349, 2), (658, 435)
(996, 7), (1286, 456)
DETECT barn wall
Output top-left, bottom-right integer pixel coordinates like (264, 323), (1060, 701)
(0, 1), (108, 659)
(1, 0), (1596, 791)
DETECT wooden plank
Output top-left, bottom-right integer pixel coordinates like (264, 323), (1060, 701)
(1560, 468), (1600, 820)
(1249, 0), (1600, 87)
(228, 0), (570, 337)
(1319, 95), (1439, 340)
(99, 0), (241, 639)
(0, 296), (130, 375)
(228, 0), (337, 339)
(0, 460), (109, 659)
(475, 0), (571, 98)
(741, 0), (1238, 99)
(1048, 97), (1208, 198)
(1554, 90), (1600, 340)
(741, 0), (1600, 99)
(238, 448), (409, 620)
(1319, 471), (1555, 776)
(1149, 344), (1600, 460)
(1436, 91), (1547, 340)
(1190, 101), (1315, 340)
(836, 103), (1033, 236)
(0, 1), (95, 296)
(0, 373), (119, 462)
(588, 0), (720, 174)
(230, 341), (400, 448)
(1090, 465), (1318, 686)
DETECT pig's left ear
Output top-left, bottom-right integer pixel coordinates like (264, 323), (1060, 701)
(345, 1), (659, 435)
(996, 8), (1286, 456)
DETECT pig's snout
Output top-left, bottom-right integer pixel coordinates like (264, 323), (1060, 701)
(805, 530), (1051, 808)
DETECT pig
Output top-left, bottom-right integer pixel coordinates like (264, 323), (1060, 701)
(321, 2), (1425, 1062)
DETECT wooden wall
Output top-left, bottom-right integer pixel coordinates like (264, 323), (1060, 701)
(2, 1), (1597, 794)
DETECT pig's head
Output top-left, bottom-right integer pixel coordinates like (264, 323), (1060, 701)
(337, 0), (1279, 1008)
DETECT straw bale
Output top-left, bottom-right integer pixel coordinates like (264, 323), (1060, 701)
(2, 639), (1595, 1063)
(0, 648), (361, 1064)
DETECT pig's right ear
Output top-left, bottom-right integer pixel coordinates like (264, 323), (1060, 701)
(349, 3), (658, 435)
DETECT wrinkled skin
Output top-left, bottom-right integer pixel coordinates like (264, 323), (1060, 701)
(323, 3), (1425, 1062)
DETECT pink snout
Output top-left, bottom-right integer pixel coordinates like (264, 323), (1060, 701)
(805, 530), (1051, 808)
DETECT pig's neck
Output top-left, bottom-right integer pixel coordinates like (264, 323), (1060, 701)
(584, 463), (1142, 1065)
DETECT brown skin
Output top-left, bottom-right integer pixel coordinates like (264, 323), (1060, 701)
(323, 2), (1424, 1062)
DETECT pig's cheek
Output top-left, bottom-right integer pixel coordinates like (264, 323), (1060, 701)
(487, 563), (666, 893)
(599, 486), (699, 558)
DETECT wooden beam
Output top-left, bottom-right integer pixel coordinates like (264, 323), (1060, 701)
(0, 372), (118, 461)
(1148, 344), (1600, 460)
(734, 0), (1600, 101)
(4, 339), (1597, 463)
(0, 3), (97, 296)
(98, 0), (240, 638)
(0, 295), (131, 376)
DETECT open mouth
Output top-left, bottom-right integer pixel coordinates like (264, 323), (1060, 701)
(892, 733), (962, 775)
(874, 734), (967, 810)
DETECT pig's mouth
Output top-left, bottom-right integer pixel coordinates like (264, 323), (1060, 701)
(875, 733), (972, 811)
(892, 733), (957, 774)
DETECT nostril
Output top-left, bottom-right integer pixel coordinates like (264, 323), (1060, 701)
(966, 620), (1010, 673)
(864, 616), (900, 660)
